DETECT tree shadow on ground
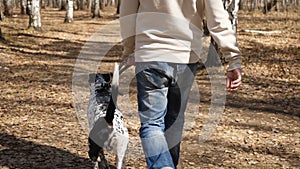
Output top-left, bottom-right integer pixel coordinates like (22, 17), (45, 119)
(203, 139), (300, 167)
(195, 34), (299, 117)
(196, 71), (299, 117)
(239, 14), (300, 23)
(0, 132), (93, 168)
(0, 132), (117, 169)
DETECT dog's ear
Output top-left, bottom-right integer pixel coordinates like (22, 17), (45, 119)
(89, 73), (112, 85)
(101, 73), (113, 84)
(88, 73), (97, 84)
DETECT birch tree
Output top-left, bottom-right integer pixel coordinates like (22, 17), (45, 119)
(116, 0), (120, 14)
(263, 0), (278, 13)
(92, 0), (100, 18)
(60, 0), (67, 10)
(87, 0), (92, 10)
(77, 0), (86, 10)
(4, 0), (13, 17)
(238, 0), (300, 12)
(100, 0), (105, 9)
(41, 0), (46, 9)
(20, 0), (27, 14)
(64, 0), (73, 23)
(0, 28), (5, 42)
(224, 0), (240, 33)
(27, 0), (43, 31)
(0, 0), (5, 20)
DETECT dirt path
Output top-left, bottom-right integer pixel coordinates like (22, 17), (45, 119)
(0, 8), (299, 169)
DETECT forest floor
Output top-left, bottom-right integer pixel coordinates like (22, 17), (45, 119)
(0, 7), (299, 169)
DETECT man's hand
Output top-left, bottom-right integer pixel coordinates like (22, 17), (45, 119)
(226, 68), (242, 92)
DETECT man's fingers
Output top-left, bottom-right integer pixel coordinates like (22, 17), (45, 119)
(226, 69), (242, 92)
(231, 77), (242, 87)
(229, 87), (239, 92)
(226, 77), (231, 89)
(231, 81), (241, 88)
(228, 82), (240, 91)
(233, 73), (242, 83)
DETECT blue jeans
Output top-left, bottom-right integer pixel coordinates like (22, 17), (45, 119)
(135, 62), (198, 169)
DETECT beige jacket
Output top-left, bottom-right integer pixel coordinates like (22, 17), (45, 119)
(120, 0), (242, 70)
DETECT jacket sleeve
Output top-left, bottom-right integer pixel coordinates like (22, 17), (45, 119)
(204, 0), (242, 71)
(120, 0), (140, 56)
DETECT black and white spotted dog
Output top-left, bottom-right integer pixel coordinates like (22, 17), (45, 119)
(87, 64), (129, 169)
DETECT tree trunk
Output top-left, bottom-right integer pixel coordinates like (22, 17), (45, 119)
(57, 0), (62, 8)
(28, 0), (43, 31)
(64, 0), (73, 23)
(52, 0), (58, 8)
(4, 0), (13, 17)
(239, 0), (244, 10)
(100, 0), (105, 9)
(0, 0), (5, 20)
(0, 27), (6, 42)
(51, 0), (56, 8)
(41, 0), (46, 9)
(116, 0), (120, 14)
(77, 0), (85, 10)
(47, 0), (53, 8)
(20, 0), (27, 14)
(87, 0), (92, 10)
(92, 0), (100, 18)
(60, 0), (67, 10)
(263, 0), (278, 13)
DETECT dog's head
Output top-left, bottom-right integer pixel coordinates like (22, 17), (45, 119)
(89, 73), (112, 87)
(88, 73), (114, 123)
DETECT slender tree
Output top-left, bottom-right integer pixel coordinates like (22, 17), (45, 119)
(87, 0), (92, 10)
(64, 0), (73, 23)
(4, 0), (13, 17)
(78, 0), (86, 10)
(0, 28), (6, 42)
(48, 0), (55, 8)
(86, 0), (93, 10)
(27, 0), (43, 31)
(57, 0), (62, 8)
(100, 0), (105, 9)
(0, 0), (5, 20)
(263, 0), (278, 13)
(60, 0), (67, 10)
(41, 0), (46, 9)
(92, 0), (100, 18)
(224, 0), (240, 33)
(116, 0), (120, 14)
(20, 0), (27, 14)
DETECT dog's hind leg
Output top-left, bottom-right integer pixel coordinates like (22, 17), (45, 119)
(115, 154), (126, 169)
(92, 161), (100, 169)
(115, 136), (129, 169)
(99, 149), (111, 169)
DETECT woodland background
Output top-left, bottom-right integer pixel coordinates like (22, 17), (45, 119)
(0, 0), (299, 168)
